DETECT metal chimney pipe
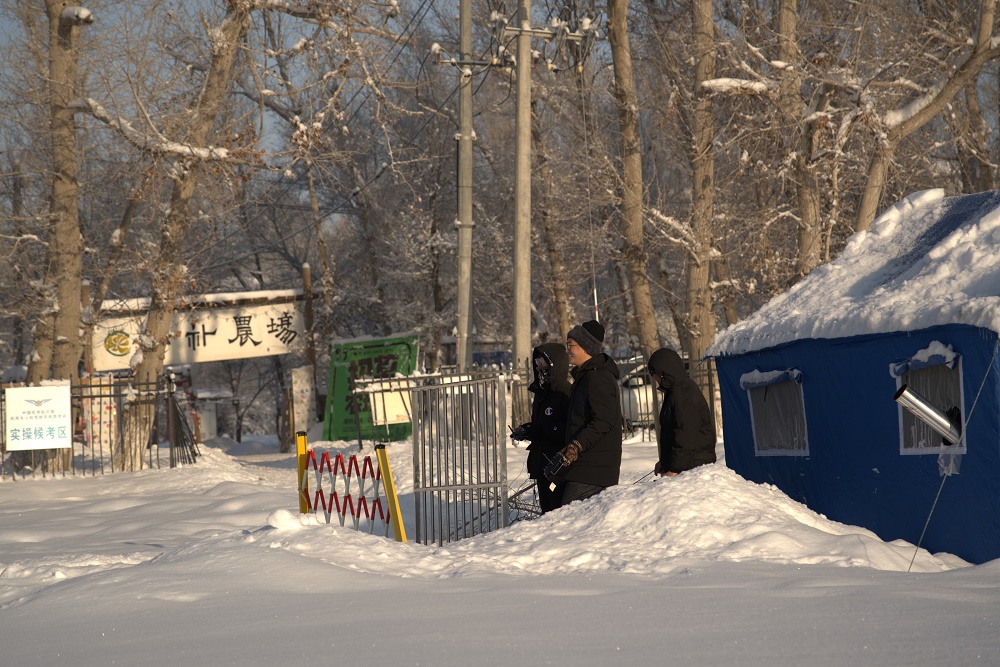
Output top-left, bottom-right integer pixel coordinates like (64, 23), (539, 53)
(894, 384), (963, 445)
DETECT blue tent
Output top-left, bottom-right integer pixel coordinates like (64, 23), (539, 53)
(708, 189), (1000, 564)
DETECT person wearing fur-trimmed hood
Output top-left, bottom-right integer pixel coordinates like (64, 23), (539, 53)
(512, 342), (572, 513)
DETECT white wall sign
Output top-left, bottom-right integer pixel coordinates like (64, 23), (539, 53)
(369, 382), (413, 426)
(4, 384), (73, 451)
(92, 300), (304, 372)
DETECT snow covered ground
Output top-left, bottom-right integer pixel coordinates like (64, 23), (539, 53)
(2, 431), (999, 666)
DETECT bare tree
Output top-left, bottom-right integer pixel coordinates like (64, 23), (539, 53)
(854, 0), (1000, 231)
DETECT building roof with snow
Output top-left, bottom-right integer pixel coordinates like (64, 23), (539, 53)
(708, 188), (1000, 358)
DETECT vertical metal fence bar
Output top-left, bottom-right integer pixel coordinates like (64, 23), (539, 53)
(499, 376), (509, 527)
(485, 377), (494, 529)
(472, 380), (482, 537)
(448, 388), (462, 542)
(413, 388), (423, 544)
(449, 381), (459, 541)
(426, 386), (435, 546)
(482, 378), (492, 533)
(425, 387), (433, 545)
(459, 383), (469, 539)
(449, 382), (459, 541)
(470, 380), (480, 536)
(480, 379), (488, 533)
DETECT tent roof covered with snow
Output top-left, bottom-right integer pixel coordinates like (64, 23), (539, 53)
(709, 188), (1000, 358)
(707, 188), (1000, 565)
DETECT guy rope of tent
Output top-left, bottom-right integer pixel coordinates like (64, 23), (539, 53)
(295, 432), (407, 542)
(907, 336), (1000, 572)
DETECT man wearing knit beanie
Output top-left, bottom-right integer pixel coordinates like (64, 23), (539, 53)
(566, 319), (605, 359)
(546, 319), (622, 505)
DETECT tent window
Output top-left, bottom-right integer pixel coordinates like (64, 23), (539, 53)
(746, 378), (808, 457)
(898, 360), (965, 455)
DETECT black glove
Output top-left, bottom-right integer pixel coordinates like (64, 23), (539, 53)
(543, 440), (582, 485)
(543, 452), (569, 485)
(509, 422), (532, 441)
(560, 440), (582, 465)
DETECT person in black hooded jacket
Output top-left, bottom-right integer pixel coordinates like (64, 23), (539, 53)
(647, 347), (717, 476)
(514, 343), (572, 513)
(550, 319), (622, 505)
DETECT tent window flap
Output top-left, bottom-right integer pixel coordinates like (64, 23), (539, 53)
(744, 369), (808, 457)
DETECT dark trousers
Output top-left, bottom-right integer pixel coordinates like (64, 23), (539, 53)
(536, 478), (564, 513)
(528, 448), (564, 514)
(561, 481), (606, 505)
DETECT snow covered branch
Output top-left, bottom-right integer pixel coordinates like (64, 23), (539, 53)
(647, 207), (706, 263)
(69, 97), (247, 164)
(701, 78), (775, 94)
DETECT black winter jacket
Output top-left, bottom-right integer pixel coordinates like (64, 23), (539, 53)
(647, 348), (717, 474)
(564, 352), (622, 488)
(525, 343), (572, 479)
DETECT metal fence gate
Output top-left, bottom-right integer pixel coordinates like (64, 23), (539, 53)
(409, 375), (508, 545)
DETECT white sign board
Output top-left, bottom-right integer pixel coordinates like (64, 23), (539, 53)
(369, 382), (412, 426)
(92, 302), (303, 372)
(4, 384), (73, 451)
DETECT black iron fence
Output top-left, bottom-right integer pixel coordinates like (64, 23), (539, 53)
(1, 376), (199, 480)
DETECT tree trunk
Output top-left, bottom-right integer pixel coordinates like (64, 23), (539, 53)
(777, 0), (823, 282)
(687, 0), (717, 397)
(34, 1), (87, 382)
(117, 6), (252, 470)
(305, 165), (337, 316)
(607, 0), (660, 359)
(532, 118), (572, 342)
(656, 253), (687, 350)
(425, 175), (445, 372)
(614, 261), (641, 349)
(350, 163), (389, 335)
(304, 165), (334, 408)
(854, 135), (896, 233)
(713, 256), (739, 328)
(9, 163), (27, 367)
(19, 4), (89, 473)
(959, 79), (995, 193)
